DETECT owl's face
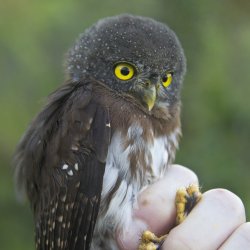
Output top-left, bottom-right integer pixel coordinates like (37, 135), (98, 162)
(67, 14), (186, 112)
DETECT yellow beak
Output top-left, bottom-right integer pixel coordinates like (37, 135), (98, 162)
(142, 85), (157, 111)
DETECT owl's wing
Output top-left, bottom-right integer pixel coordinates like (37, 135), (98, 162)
(14, 81), (111, 250)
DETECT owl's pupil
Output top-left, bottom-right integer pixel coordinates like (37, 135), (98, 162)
(121, 67), (130, 76)
(162, 76), (168, 82)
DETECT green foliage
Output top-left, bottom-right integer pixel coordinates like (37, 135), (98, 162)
(1, 1), (249, 249)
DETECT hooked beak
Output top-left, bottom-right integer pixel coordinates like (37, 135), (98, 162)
(142, 84), (157, 111)
(131, 80), (159, 111)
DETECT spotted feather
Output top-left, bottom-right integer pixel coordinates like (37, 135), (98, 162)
(14, 81), (111, 250)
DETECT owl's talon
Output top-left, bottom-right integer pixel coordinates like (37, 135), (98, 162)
(138, 185), (202, 250)
(176, 184), (202, 224)
(138, 230), (167, 250)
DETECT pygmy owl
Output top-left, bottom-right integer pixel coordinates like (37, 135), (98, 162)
(14, 14), (187, 249)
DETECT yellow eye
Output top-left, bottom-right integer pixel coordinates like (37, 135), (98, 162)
(162, 72), (173, 88)
(114, 63), (135, 81)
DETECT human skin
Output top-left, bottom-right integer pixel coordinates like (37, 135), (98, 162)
(116, 165), (250, 250)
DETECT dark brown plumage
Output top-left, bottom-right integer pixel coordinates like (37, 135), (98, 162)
(15, 81), (111, 249)
(14, 14), (186, 249)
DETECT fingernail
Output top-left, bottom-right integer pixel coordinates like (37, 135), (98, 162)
(116, 218), (148, 250)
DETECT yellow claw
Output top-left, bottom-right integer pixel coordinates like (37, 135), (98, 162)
(138, 184), (202, 250)
(175, 184), (202, 225)
(139, 231), (167, 250)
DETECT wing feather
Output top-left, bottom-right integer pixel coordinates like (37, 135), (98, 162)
(14, 81), (111, 250)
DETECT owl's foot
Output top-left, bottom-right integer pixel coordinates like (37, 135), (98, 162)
(176, 184), (202, 224)
(138, 184), (202, 250)
(138, 231), (166, 250)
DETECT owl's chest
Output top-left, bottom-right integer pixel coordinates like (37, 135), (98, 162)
(102, 123), (170, 199)
(93, 122), (179, 248)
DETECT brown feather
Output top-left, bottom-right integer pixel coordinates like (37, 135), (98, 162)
(14, 80), (111, 250)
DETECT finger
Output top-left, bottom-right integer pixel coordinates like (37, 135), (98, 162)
(162, 189), (246, 250)
(135, 164), (199, 235)
(117, 164), (199, 250)
(219, 222), (250, 250)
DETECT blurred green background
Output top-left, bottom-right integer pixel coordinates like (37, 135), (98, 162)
(1, 0), (250, 249)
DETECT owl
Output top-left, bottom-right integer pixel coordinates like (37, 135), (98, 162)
(14, 14), (187, 249)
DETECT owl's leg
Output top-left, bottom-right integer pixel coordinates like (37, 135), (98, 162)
(138, 184), (202, 250)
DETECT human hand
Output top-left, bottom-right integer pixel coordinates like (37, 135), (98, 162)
(117, 165), (250, 250)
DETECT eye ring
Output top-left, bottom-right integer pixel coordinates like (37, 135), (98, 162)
(114, 63), (135, 81)
(162, 72), (173, 88)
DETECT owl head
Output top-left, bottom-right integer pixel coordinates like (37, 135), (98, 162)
(66, 14), (186, 113)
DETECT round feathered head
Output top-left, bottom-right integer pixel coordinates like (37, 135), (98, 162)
(66, 14), (186, 112)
